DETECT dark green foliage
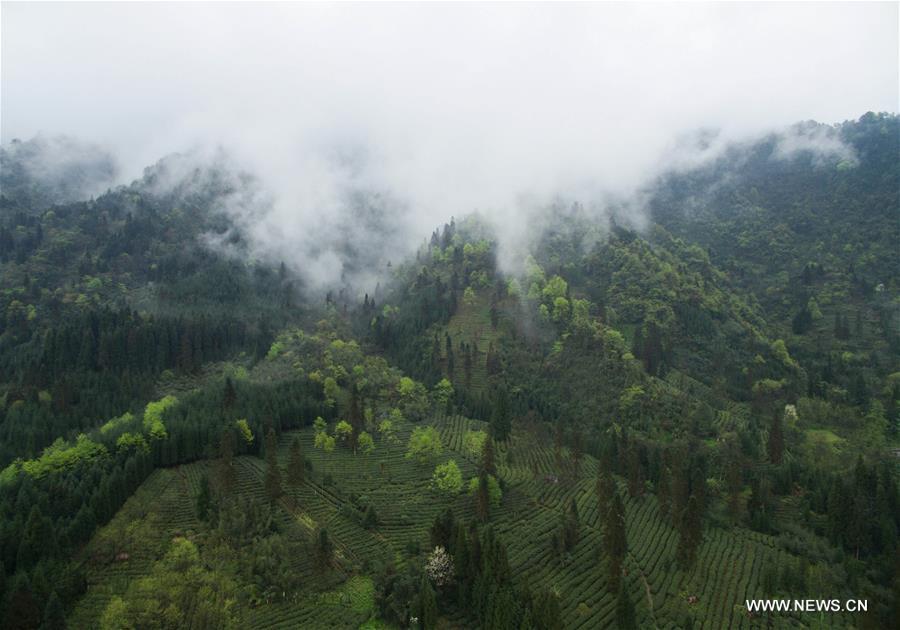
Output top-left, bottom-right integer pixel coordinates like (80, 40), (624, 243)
(615, 582), (637, 630)
(287, 437), (304, 487)
(481, 436), (496, 476)
(490, 387), (511, 442)
(419, 573), (437, 630)
(263, 428), (282, 503)
(314, 528), (333, 572)
(195, 473), (212, 521)
(362, 504), (379, 530)
(39, 591), (66, 630)
(604, 488), (627, 591)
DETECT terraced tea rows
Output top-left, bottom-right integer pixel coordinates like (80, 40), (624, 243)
(72, 416), (849, 628)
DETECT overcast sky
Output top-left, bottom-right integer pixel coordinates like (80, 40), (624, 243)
(2, 2), (897, 286)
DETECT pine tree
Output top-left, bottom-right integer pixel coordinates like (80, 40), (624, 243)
(264, 428), (283, 503)
(217, 429), (237, 494)
(363, 504), (379, 530)
(604, 488), (627, 591)
(768, 410), (784, 465)
(223, 376), (237, 410)
(476, 472), (491, 522)
(287, 437), (305, 487)
(348, 386), (363, 453)
(626, 440), (644, 497)
(490, 388), (511, 441)
(40, 591), (66, 630)
(315, 528), (333, 572)
(657, 464), (671, 519)
(196, 473), (212, 521)
(419, 574), (438, 630)
(615, 582), (637, 630)
(570, 428), (583, 479)
(677, 493), (703, 569)
(481, 437), (496, 476)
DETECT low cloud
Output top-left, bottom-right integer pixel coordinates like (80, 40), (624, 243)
(2, 3), (896, 290)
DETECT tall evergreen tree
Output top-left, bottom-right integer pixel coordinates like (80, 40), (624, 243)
(264, 428), (283, 503)
(604, 488), (627, 591)
(419, 574), (438, 630)
(490, 388), (511, 441)
(768, 410), (784, 465)
(614, 582), (637, 630)
(481, 437), (496, 477)
(287, 437), (305, 487)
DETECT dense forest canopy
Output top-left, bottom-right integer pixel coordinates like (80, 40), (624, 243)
(0, 112), (897, 629)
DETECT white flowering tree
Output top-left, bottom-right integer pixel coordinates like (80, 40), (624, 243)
(424, 546), (454, 587)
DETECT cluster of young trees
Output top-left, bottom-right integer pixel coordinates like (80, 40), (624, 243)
(404, 509), (562, 630)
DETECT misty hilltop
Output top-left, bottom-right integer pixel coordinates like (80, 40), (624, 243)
(1, 3), (898, 629)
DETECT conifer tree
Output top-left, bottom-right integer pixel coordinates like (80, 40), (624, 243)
(217, 428), (237, 494)
(768, 409), (784, 465)
(677, 493), (703, 569)
(420, 573), (438, 630)
(41, 591), (66, 630)
(287, 436), (305, 487)
(604, 488), (627, 591)
(481, 436), (496, 476)
(657, 464), (672, 519)
(264, 428), (282, 503)
(196, 473), (212, 521)
(615, 582), (637, 630)
(490, 388), (511, 441)
(315, 528), (333, 572)
(476, 472), (491, 522)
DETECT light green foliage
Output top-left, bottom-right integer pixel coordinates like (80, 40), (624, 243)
(398, 376), (417, 398)
(99, 411), (135, 435)
(542, 275), (568, 302)
(98, 537), (237, 629)
(524, 255), (545, 290)
(463, 430), (487, 458)
(266, 340), (285, 360)
(2, 435), (109, 483)
(99, 597), (129, 630)
(603, 328), (626, 351)
(314, 431), (336, 453)
(468, 474), (502, 506)
(807, 298), (823, 320)
(463, 286), (477, 306)
(116, 432), (148, 454)
(571, 298), (592, 329)
(431, 459), (463, 494)
(334, 420), (353, 443)
(323, 377), (340, 408)
(405, 425), (443, 463)
(398, 376), (429, 421)
(378, 416), (398, 443)
(752, 378), (786, 397)
(860, 400), (888, 451)
(771, 339), (799, 370)
(143, 395), (177, 440)
(619, 385), (645, 414)
(235, 419), (254, 445)
(313, 416), (327, 433)
(432, 378), (454, 408)
(469, 270), (489, 288)
(358, 431), (375, 454)
(507, 278), (522, 298)
(538, 303), (550, 323)
(552, 296), (570, 322)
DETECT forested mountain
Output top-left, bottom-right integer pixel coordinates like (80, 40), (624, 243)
(0, 113), (897, 629)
